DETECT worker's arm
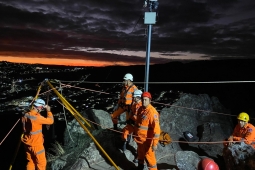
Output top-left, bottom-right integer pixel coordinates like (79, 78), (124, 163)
(243, 125), (255, 144)
(36, 106), (54, 125)
(232, 125), (242, 141)
(150, 110), (160, 147)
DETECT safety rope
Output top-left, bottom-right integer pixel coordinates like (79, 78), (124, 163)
(152, 101), (237, 118)
(53, 83), (255, 120)
(53, 99), (255, 144)
(54, 80), (255, 84)
(0, 119), (20, 145)
(5, 79), (249, 146)
(46, 86), (51, 131)
(58, 81), (75, 144)
(1, 79), (46, 148)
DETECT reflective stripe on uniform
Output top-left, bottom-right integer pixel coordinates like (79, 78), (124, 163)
(148, 164), (157, 168)
(25, 114), (37, 120)
(36, 149), (45, 155)
(154, 134), (160, 138)
(138, 125), (149, 130)
(30, 129), (42, 135)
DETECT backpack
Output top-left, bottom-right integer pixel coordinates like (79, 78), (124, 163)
(159, 130), (172, 147)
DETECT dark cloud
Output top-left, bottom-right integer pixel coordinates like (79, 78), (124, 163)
(0, 0), (255, 65)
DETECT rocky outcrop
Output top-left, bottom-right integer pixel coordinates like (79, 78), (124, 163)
(223, 142), (255, 170)
(49, 93), (236, 170)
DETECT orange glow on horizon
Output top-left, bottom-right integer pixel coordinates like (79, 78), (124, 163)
(0, 50), (136, 66)
(0, 56), (114, 67)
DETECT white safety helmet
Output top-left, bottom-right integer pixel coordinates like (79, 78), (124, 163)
(123, 73), (133, 81)
(133, 90), (143, 97)
(33, 99), (45, 107)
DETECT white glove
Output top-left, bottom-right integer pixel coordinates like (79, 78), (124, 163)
(113, 104), (119, 111)
(152, 145), (158, 151)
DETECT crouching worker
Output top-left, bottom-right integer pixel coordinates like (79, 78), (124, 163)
(120, 89), (143, 152)
(21, 99), (54, 170)
(224, 112), (255, 148)
(134, 92), (161, 170)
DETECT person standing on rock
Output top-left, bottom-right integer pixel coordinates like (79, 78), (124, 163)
(21, 98), (54, 170)
(111, 73), (137, 131)
(226, 112), (255, 148)
(134, 92), (161, 170)
(120, 89), (143, 152)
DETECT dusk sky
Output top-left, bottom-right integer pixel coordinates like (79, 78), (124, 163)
(0, 0), (255, 66)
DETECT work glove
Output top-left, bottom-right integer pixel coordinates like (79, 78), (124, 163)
(228, 135), (233, 141)
(152, 145), (158, 151)
(113, 104), (118, 111)
(45, 105), (51, 112)
(227, 135), (234, 146)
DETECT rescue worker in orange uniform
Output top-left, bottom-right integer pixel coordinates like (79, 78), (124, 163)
(111, 73), (137, 131)
(226, 112), (255, 148)
(21, 99), (54, 170)
(120, 89), (143, 152)
(134, 92), (161, 170)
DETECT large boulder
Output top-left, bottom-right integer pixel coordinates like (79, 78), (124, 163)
(159, 93), (233, 167)
(49, 93), (234, 170)
(223, 142), (255, 170)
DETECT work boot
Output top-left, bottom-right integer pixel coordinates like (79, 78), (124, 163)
(127, 134), (131, 144)
(119, 140), (127, 152)
(122, 141), (127, 152)
(133, 158), (138, 163)
(136, 163), (144, 170)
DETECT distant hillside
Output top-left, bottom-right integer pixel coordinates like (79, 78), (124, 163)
(1, 59), (255, 115)
(83, 59), (255, 116)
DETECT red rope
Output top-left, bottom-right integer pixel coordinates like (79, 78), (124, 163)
(0, 119), (20, 145)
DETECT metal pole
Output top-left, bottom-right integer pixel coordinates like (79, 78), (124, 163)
(144, 24), (152, 92)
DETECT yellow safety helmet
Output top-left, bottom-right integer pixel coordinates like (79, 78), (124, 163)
(237, 112), (249, 122)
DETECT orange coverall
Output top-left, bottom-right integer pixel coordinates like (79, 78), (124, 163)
(21, 110), (54, 170)
(232, 123), (255, 148)
(122, 101), (142, 141)
(134, 104), (161, 170)
(111, 84), (137, 124)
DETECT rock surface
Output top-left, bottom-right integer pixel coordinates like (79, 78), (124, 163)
(223, 142), (255, 170)
(48, 93), (243, 170)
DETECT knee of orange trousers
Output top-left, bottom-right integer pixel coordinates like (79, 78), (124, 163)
(145, 147), (157, 170)
(26, 145), (46, 170)
(137, 143), (146, 162)
(125, 112), (129, 120)
(26, 161), (35, 170)
(111, 107), (126, 123)
(36, 151), (47, 170)
(137, 142), (157, 169)
(25, 147), (35, 170)
(122, 125), (134, 140)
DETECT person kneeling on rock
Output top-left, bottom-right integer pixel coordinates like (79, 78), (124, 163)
(224, 112), (255, 148)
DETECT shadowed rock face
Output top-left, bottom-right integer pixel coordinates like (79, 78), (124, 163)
(48, 93), (243, 170)
(223, 142), (255, 170)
